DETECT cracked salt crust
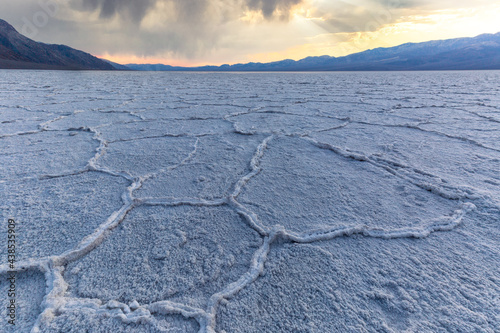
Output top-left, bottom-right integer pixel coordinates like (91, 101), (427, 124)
(0, 71), (498, 333)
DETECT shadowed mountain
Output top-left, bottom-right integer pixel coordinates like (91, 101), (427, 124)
(127, 32), (500, 71)
(0, 19), (115, 70)
(101, 59), (131, 70)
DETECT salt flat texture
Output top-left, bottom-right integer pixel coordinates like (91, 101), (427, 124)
(0, 71), (498, 332)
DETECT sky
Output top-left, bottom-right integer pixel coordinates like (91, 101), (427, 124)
(1, 0), (499, 66)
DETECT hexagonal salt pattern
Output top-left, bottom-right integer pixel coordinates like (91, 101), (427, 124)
(218, 228), (499, 333)
(239, 136), (460, 234)
(1, 70), (498, 333)
(135, 134), (266, 200)
(65, 206), (262, 308)
(0, 173), (128, 260)
(0, 130), (96, 180)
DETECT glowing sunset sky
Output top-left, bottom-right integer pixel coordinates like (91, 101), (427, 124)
(1, 0), (499, 66)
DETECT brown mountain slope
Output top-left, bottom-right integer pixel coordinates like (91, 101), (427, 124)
(0, 19), (115, 70)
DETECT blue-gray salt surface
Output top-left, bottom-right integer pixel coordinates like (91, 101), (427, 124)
(0, 70), (498, 332)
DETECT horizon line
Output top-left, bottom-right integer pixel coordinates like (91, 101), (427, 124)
(100, 30), (500, 68)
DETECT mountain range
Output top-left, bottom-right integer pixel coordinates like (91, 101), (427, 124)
(127, 32), (500, 71)
(0, 19), (114, 70)
(0, 17), (499, 71)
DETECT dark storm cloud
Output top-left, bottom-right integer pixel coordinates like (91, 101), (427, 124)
(77, 0), (156, 22)
(246, 0), (303, 19)
(76, 0), (304, 23)
(0, 0), (418, 58)
(377, 0), (421, 9)
(66, 0), (306, 56)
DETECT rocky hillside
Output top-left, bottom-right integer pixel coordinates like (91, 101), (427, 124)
(0, 19), (115, 70)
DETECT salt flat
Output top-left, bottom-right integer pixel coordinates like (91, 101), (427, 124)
(0, 70), (499, 332)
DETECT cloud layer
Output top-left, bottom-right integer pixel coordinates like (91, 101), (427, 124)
(76, 0), (304, 22)
(1, 0), (498, 64)
(78, 0), (156, 22)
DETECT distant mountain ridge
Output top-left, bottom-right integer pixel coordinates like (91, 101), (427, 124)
(1, 16), (498, 72)
(0, 19), (114, 70)
(101, 59), (131, 70)
(127, 32), (500, 71)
